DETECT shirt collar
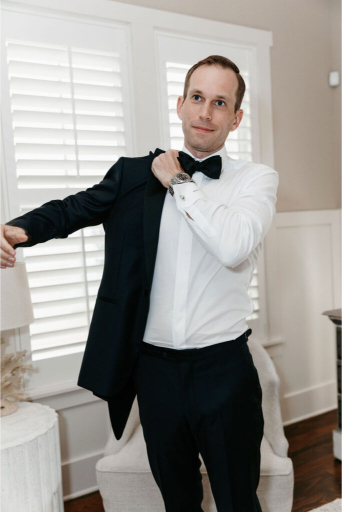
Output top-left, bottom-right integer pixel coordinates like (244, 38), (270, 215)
(181, 144), (229, 174)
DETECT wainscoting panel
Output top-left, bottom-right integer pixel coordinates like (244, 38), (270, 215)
(264, 209), (341, 425)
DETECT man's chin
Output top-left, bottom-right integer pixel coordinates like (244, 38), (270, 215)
(186, 138), (219, 154)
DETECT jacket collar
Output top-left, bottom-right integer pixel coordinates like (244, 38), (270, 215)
(143, 148), (167, 291)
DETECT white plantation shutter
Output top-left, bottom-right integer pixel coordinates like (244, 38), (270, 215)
(6, 41), (127, 360)
(2, 10), (133, 375)
(156, 33), (262, 324)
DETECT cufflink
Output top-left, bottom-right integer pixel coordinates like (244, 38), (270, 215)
(180, 195), (185, 200)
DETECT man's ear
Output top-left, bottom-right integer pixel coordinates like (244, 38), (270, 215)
(230, 109), (244, 132)
(176, 96), (184, 120)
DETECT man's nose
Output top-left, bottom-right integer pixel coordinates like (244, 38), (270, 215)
(199, 101), (212, 120)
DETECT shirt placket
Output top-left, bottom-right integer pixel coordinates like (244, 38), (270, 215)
(172, 172), (203, 348)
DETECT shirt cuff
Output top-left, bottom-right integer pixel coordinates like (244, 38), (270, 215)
(171, 181), (216, 237)
(172, 181), (206, 209)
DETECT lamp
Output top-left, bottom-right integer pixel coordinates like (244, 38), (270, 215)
(0, 262), (34, 416)
(1, 261), (34, 330)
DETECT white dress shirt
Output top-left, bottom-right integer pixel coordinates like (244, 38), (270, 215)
(142, 145), (279, 349)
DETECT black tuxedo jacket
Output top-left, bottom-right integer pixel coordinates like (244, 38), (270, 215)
(6, 148), (168, 439)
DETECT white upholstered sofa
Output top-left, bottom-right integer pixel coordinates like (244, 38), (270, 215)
(96, 339), (294, 512)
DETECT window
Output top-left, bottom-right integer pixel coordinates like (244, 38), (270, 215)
(2, 7), (133, 393)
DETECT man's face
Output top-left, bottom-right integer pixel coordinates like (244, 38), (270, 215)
(177, 65), (244, 158)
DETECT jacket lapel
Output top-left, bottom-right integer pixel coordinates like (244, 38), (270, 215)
(143, 148), (167, 292)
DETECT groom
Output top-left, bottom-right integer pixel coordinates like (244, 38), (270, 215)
(1, 55), (278, 511)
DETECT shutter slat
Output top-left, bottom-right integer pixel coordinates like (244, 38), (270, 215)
(8, 60), (70, 79)
(28, 263), (105, 289)
(11, 94), (124, 115)
(15, 142), (125, 157)
(22, 237), (105, 257)
(30, 282), (90, 303)
(17, 175), (111, 189)
(12, 111), (124, 129)
(72, 67), (121, 85)
(33, 296), (90, 319)
(30, 312), (89, 336)
(33, 343), (86, 360)
(10, 77), (123, 101)
(7, 41), (68, 63)
(31, 327), (89, 351)
(25, 253), (104, 273)
(14, 127), (125, 142)
(71, 50), (120, 70)
(8, 60), (122, 85)
(16, 159), (116, 173)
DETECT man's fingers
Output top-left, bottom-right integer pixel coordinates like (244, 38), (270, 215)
(0, 225), (28, 269)
(0, 232), (15, 254)
(0, 248), (15, 267)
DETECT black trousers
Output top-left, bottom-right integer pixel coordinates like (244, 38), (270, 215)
(132, 329), (264, 512)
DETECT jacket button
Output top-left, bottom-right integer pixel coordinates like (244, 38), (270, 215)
(162, 352), (167, 358)
(144, 289), (148, 296)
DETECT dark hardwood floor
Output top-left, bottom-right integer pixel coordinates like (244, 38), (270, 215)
(64, 409), (341, 512)
(284, 409), (341, 512)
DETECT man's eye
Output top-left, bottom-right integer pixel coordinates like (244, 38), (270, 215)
(193, 95), (201, 101)
(216, 100), (225, 106)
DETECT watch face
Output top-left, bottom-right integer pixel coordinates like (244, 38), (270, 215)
(170, 173), (191, 192)
(177, 173), (189, 182)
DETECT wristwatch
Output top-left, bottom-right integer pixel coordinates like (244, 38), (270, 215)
(168, 172), (195, 197)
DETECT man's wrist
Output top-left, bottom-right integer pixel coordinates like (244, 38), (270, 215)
(167, 171), (186, 189)
(168, 172), (194, 196)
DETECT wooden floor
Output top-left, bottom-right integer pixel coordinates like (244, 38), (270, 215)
(64, 409), (341, 512)
(285, 409), (341, 512)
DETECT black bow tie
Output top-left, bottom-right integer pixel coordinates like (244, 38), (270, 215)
(177, 151), (222, 179)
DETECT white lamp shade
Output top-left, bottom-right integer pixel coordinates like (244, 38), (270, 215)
(1, 262), (34, 331)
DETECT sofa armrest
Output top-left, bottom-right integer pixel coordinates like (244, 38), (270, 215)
(248, 339), (290, 459)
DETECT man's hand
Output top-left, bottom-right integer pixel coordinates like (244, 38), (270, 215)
(0, 225), (29, 269)
(151, 149), (185, 188)
(151, 149), (194, 221)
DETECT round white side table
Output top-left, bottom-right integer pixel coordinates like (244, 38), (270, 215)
(1, 401), (64, 512)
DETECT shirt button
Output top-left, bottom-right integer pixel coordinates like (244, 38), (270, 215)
(180, 195), (185, 200)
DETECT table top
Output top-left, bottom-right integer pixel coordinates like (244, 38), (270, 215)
(1, 401), (58, 450)
(322, 308), (342, 321)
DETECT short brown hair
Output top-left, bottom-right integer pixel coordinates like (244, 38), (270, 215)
(182, 55), (246, 113)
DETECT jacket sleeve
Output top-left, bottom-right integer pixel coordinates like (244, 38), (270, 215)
(172, 165), (279, 268)
(5, 157), (124, 249)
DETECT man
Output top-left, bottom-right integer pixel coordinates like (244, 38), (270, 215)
(1, 55), (278, 511)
